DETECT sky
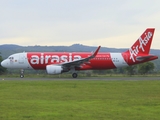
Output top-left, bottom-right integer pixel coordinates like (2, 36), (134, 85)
(1, 0), (160, 49)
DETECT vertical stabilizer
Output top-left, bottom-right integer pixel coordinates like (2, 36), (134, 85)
(124, 28), (155, 62)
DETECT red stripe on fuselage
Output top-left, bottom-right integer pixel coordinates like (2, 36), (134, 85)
(27, 52), (116, 70)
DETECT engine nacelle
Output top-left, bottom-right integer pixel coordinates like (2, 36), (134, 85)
(46, 65), (63, 74)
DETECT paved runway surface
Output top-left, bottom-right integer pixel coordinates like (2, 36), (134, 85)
(0, 76), (160, 81)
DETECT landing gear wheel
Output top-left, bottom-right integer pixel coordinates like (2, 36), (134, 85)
(20, 74), (24, 78)
(20, 69), (24, 78)
(72, 73), (78, 78)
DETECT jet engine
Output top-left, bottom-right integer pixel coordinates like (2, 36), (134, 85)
(46, 65), (63, 74)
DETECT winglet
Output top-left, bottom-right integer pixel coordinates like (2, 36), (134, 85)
(92, 46), (101, 57)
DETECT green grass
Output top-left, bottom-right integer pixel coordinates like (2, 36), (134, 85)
(0, 79), (160, 120)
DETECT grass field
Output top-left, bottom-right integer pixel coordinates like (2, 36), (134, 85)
(0, 79), (160, 120)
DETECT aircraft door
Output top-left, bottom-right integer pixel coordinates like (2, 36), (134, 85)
(19, 54), (25, 64)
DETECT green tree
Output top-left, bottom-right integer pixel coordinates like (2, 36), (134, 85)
(124, 65), (137, 76)
(0, 54), (7, 75)
(138, 62), (155, 75)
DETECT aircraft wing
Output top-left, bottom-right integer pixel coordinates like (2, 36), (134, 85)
(60, 46), (101, 68)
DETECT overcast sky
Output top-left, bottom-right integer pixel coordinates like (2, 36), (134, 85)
(1, 0), (160, 49)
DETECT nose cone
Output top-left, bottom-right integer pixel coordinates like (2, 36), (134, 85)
(1, 60), (7, 68)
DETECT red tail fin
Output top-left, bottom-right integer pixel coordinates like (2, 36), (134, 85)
(126, 28), (155, 54)
(125, 28), (155, 62)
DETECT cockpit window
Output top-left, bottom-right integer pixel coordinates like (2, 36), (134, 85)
(8, 57), (14, 59)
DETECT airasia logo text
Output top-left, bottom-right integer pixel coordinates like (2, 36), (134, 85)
(129, 32), (152, 62)
(30, 53), (82, 64)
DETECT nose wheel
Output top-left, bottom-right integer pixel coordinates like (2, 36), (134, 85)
(20, 69), (24, 78)
(20, 74), (24, 78)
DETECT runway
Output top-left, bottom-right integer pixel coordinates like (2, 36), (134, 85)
(1, 76), (160, 81)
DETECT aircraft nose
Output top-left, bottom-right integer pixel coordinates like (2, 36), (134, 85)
(1, 60), (7, 68)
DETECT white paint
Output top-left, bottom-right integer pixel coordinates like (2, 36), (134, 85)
(110, 53), (128, 68)
(1, 53), (33, 69)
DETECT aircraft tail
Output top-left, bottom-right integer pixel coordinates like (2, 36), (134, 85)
(124, 28), (155, 62)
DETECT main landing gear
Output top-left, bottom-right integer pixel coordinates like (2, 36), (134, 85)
(72, 73), (78, 78)
(20, 69), (24, 78)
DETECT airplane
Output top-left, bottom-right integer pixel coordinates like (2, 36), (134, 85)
(1, 28), (158, 78)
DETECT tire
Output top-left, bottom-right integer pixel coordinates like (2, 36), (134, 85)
(20, 74), (24, 78)
(72, 73), (78, 78)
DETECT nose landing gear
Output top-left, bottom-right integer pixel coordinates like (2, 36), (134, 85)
(20, 69), (24, 78)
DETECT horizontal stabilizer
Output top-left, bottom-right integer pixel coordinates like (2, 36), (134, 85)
(136, 55), (156, 61)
